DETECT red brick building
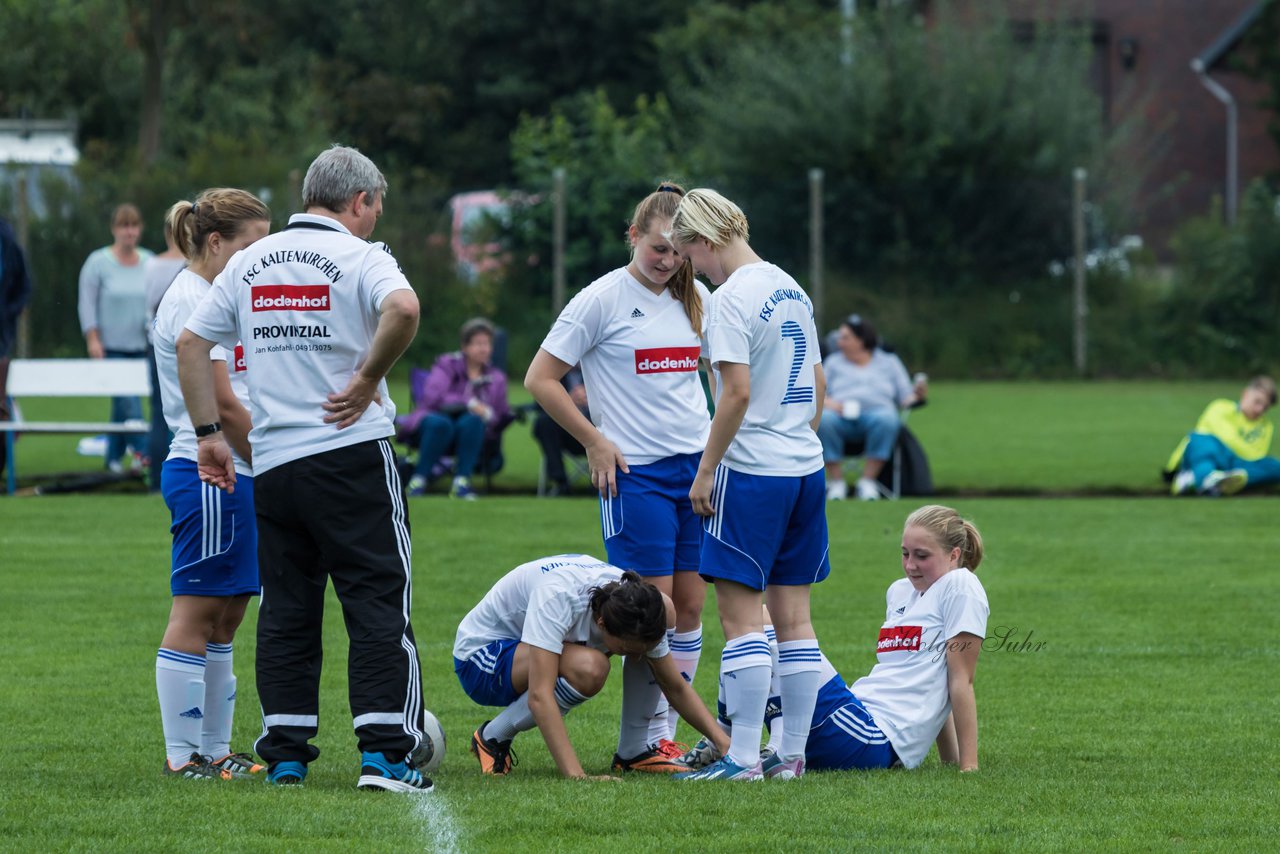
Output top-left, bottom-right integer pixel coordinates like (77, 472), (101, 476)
(929, 0), (1279, 253)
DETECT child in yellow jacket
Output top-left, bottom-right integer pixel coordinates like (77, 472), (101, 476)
(1166, 376), (1279, 496)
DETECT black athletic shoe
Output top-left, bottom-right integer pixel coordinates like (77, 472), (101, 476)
(163, 752), (232, 781)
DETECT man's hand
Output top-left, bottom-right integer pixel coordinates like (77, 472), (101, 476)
(323, 374), (381, 429)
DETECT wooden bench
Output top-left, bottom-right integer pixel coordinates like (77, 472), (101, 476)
(1, 358), (151, 495)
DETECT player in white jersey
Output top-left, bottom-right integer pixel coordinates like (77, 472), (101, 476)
(766, 505), (988, 772)
(150, 189), (271, 781)
(525, 183), (713, 755)
(454, 554), (730, 778)
(666, 189), (832, 782)
(177, 146), (430, 793)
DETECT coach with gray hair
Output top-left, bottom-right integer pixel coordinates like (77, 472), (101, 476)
(176, 145), (433, 792)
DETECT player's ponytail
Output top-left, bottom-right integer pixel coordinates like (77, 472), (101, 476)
(589, 571), (667, 644)
(630, 181), (702, 334)
(166, 188), (270, 263)
(905, 505), (985, 573)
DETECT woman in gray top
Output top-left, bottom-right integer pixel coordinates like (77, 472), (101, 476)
(818, 315), (926, 501)
(78, 203), (154, 471)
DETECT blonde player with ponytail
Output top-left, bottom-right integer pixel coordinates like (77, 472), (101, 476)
(526, 182), (714, 769)
(151, 189), (270, 780)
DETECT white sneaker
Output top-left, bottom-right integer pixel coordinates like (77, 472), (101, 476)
(825, 479), (848, 501)
(855, 478), (880, 501)
(1170, 470), (1196, 496)
(1201, 469), (1247, 496)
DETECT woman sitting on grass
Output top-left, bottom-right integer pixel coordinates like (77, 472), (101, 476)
(681, 504), (989, 774)
(1166, 376), (1280, 496)
(454, 554), (730, 779)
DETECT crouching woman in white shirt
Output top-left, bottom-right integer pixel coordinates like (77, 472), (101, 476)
(454, 554), (731, 779)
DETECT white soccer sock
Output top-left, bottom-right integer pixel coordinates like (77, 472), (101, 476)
(201, 642), (235, 760)
(619, 655), (661, 758)
(720, 633), (772, 768)
(666, 625), (703, 741)
(485, 694), (536, 743)
(764, 625), (784, 753)
(777, 639), (823, 761)
(156, 648), (206, 767)
(553, 676), (590, 714)
(646, 630), (674, 745)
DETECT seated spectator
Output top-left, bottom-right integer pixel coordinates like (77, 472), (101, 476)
(397, 318), (513, 499)
(1166, 376), (1280, 496)
(533, 365), (590, 496)
(818, 315), (926, 501)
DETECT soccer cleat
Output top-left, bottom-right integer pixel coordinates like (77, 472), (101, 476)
(1170, 470), (1196, 496)
(612, 747), (686, 774)
(266, 760), (308, 786)
(761, 751), (806, 780)
(450, 477), (478, 500)
(674, 736), (722, 770)
(655, 739), (689, 759)
(673, 755), (763, 781)
(357, 751), (435, 793)
(210, 751), (265, 779)
(759, 745), (777, 764)
(163, 752), (233, 781)
(470, 721), (517, 775)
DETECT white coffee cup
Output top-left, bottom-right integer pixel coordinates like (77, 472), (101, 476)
(842, 401), (862, 420)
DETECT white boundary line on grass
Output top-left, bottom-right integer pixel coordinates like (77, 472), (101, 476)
(413, 792), (463, 853)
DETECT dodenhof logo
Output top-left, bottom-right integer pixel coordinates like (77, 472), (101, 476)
(251, 285), (331, 312)
(233, 344), (246, 372)
(877, 625), (922, 652)
(634, 346), (700, 374)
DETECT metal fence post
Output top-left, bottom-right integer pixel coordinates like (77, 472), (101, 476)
(809, 168), (825, 333)
(552, 167), (566, 315)
(1073, 167), (1088, 376)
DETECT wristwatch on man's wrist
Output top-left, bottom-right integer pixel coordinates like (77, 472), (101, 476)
(194, 422), (223, 438)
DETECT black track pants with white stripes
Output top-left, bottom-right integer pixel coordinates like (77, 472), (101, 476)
(252, 439), (425, 766)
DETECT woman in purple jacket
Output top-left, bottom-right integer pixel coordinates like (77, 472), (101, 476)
(400, 317), (512, 499)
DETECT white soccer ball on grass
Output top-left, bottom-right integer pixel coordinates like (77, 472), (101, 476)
(411, 710), (447, 774)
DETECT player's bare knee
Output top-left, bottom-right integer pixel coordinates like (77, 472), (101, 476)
(561, 648), (611, 696)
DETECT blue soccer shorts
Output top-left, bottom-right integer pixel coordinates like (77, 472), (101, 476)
(454, 638), (521, 707)
(599, 452), (703, 577)
(699, 465), (830, 591)
(805, 674), (899, 771)
(161, 458), (258, 597)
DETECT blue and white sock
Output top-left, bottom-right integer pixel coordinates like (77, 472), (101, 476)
(776, 639), (823, 761)
(553, 676), (590, 715)
(720, 633), (771, 768)
(201, 642), (235, 760)
(666, 625), (703, 741)
(765, 624), (784, 753)
(156, 648), (206, 767)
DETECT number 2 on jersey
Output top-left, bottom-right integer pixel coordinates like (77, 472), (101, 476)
(780, 320), (814, 405)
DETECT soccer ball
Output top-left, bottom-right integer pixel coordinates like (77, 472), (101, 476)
(411, 710), (446, 774)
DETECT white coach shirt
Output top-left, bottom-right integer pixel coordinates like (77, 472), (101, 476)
(541, 268), (711, 465)
(705, 262), (823, 476)
(184, 214), (412, 475)
(454, 554), (671, 661)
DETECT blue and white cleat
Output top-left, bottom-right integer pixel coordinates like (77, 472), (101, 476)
(760, 751), (805, 780)
(673, 755), (763, 781)
(357, 751), (435, 793)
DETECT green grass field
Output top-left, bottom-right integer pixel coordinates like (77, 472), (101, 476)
(1, 494), (1277, 852)
(2, 380), (1277, 850)
(2, 379), (1249, 495)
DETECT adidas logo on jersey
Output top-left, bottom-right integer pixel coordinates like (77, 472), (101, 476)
(179, 706), (204, 719)
(630, 308), (645, 318)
